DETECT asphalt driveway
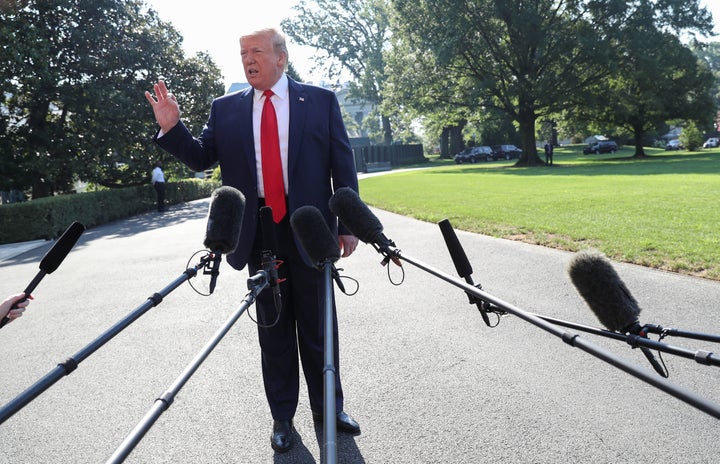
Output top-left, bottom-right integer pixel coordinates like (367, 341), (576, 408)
(1, 198), (718, 463)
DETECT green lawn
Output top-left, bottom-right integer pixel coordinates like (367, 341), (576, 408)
(358, 145), (720, 280)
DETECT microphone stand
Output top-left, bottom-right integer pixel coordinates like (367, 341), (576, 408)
(641, 324), (720, 344)
(0, 252), (215, 425)
(106, 270), (270, 464)
(319, 258), (338, 464)
(371, 244), (720, 420)
(438, 219), (719, 374)
(518, 312), (720, 368)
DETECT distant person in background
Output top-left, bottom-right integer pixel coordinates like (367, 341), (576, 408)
(152, 161), (166, 212)
(0, 293), (31, 329)
(544, 140), (554, 165)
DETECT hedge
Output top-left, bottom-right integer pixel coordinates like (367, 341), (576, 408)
(0, 179), (220, 244)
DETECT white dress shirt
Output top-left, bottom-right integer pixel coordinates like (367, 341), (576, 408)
(253, 73), (290, 197)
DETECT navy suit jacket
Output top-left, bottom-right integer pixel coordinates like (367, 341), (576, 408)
(155, 77), (359, 270)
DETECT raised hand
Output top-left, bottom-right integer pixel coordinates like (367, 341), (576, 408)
(144, 80), (181, 133)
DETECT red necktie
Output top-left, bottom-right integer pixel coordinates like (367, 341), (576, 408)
(261, 89), (286, 223)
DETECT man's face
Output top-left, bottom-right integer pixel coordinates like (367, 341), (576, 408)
(241, 32), (285, 91)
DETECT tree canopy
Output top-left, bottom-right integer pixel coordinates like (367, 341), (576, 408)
(281, 0), (394, 144)
(0, 0), (224, 197)
(3, 0), (719, 200)
(391, 0), (715, 164)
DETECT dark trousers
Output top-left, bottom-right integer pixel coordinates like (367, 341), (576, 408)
(248, 211), (343, 421)
(154, 182), (165, 211)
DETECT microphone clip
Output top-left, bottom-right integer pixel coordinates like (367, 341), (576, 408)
(261, 250), (284, 313)
(375, 234), (402, 267)
(261, 250), (284, 286)
(203, 251), (223, 294)
(622, 322), (669, 378)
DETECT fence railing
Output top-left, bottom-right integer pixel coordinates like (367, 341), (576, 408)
(352, 144), (427, 173)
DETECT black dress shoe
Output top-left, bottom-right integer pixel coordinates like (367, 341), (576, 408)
(312, 410), (361, 435)
(271, 420), (294, 453)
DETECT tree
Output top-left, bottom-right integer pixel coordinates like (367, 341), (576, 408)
(392, 0), (715, 165)
(577, 2), (715, 156)
(383, 34), (475, 157)
(281, 0), (394, 144)
(0, 0), (224, 197)
(392, 0), (614, 166)
(692, 42), (720, 135)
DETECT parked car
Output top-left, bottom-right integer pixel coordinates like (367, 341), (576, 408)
(703, 137), (719, 148)
(665, 139), (683, 150)
(453, 148), (476, 164)
(492, 144), (522, 160)
(454, 146), (495, 163)
(583, 140), (618, 154)
(472, 146), (496, 161)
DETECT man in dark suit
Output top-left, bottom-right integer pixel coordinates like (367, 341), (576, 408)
(544, 140), (554, 165)
(145, 28), (360, 453)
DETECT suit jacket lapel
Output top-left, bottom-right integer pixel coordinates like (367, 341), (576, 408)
(236, 88), (257, 181)
(287, 79), (308, 185)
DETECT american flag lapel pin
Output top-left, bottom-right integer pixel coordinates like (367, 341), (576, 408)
(299, 97), (305, 102)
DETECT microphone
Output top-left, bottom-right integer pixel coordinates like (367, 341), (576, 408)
(567, 249), (641, 333)
(1, 221), (85, 328)
(203, 186), (245, 293)
(328, 187), (400, 266)
(290, 206), (347, 292)
(567, 249), (666, 376)
(260, 206), (283, 310)
(438, 219), (492, 326)
(290, 206), (341, 269)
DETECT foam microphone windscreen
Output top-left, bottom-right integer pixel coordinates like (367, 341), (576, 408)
(567, 249), (641, 332)
(40, 221), (85, 273)
(203, 186), (245, 254)
(328, 187), (382, 244)
(290, 206), (341, 266)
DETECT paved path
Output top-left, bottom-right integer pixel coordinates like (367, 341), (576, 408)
(1, 198), (718, 463)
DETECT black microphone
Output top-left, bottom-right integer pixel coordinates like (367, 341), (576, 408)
(1, 221), (85, 328)
(567, 249), (641, 333)
(290, 205), (347, 295)
(328, 187), (399, 266)
(203, 186), (245, 294)
(438, 219), (491, 325)
(567, 249), (666, 376)
(260, 206), (282, 310)
(290, 206), (341, 269)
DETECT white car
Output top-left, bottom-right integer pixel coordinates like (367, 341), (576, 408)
(703, 137), (719, 148)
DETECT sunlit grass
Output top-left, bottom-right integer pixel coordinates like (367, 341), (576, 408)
(358, 145), (720, 279)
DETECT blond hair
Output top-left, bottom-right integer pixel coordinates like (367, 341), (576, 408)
(240, 28), (288, 71)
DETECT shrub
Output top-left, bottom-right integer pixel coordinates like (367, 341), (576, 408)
(0, 179), (220, 244)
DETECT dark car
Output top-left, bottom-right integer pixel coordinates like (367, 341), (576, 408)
(454, 146), (495, 163)
(471, 146), (496, 161)
(492, 144), (522, 160)
(454, 148), (475, 164)
(583, 140), (618, 154)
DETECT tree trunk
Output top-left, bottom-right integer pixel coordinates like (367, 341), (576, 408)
(632, 124), (648, 157)
(440, 127), (451, 158)
(516, 101), (543, 166)
(449, 120), (466, 157)
(382, 114), (392, 145)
